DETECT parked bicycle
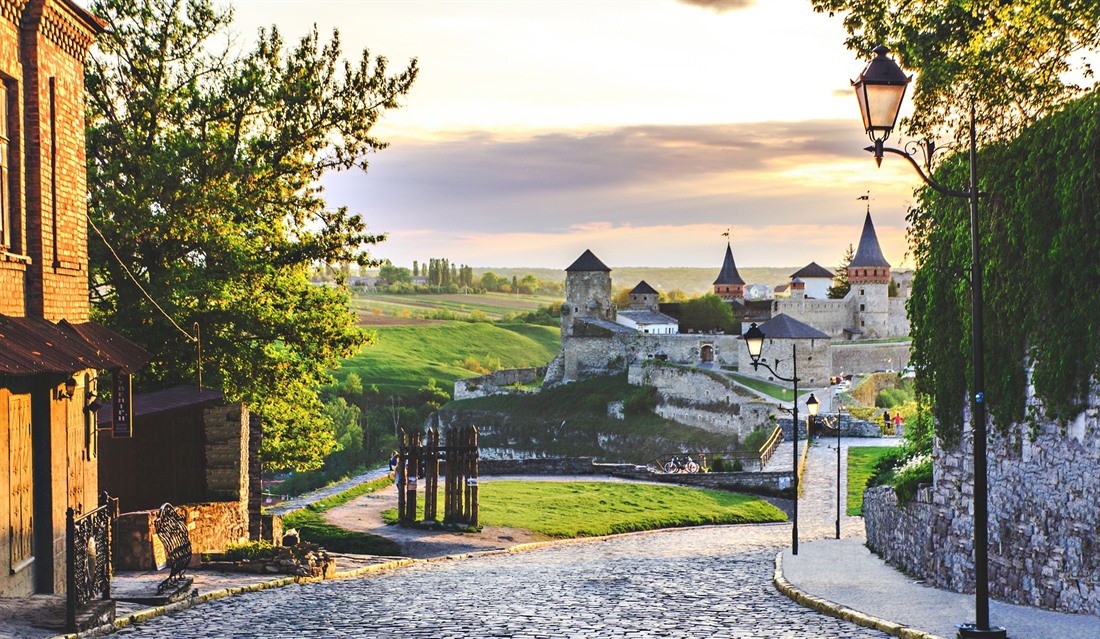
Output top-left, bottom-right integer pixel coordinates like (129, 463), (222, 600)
(662, 455), (701, 474)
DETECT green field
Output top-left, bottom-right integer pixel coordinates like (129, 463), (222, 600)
(353, 291), (560, 321)
(846, 446), (895, 515)
(338, 322), (561, 397)
(384, 481), (787, 537)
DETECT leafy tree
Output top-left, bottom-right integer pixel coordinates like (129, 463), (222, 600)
(678, 294), (735, 334)
(85, 0), (418, 470)
(326, 397), (363, 468)
(662, 289), (689, 303)
(828, 244), (854, 299)
(812, 0), (1100, 141)
(378, 261), (412, 284)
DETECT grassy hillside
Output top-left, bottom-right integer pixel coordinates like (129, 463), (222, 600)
(338, 322), (561, 398)
(440, 374), (748, 464)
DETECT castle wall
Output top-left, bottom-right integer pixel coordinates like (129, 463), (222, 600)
(628, 362), (774, 439)
(736, 337), (831, 388)
(863, 385), (1100, 615)
(830, 341), (910, 376)
(556, 333), (743, 383)
(888, 298), (909, 336)
(774, 298), (851, 338)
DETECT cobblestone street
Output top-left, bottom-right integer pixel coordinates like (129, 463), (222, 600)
(114, 525), (890, 639)
(100, 437), (900, 638)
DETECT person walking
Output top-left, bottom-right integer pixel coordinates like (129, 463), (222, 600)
(882, 410), (891, 435)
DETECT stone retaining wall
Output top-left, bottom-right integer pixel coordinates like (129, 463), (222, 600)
(453, 367), (548, 400)
(479, 457), (793, 496)
(113, 502), (249, 571)
(863, 389), (1100, 615)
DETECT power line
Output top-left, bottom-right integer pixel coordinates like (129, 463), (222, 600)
(86, 214), (196, 342)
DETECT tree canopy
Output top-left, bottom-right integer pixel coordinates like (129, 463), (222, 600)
(86, 0), (418, 470)
(812, 0), (1100, 141)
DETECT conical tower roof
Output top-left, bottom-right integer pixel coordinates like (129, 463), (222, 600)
(565, 249), (611, 272)
(849, 212), (891, 269)
(713, 243), (745, 286)
(630, 280), (659, 295)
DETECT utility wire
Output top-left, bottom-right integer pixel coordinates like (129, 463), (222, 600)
(86, 214), (196, 342)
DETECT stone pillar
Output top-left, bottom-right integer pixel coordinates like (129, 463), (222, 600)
(203, 404), (249, 529)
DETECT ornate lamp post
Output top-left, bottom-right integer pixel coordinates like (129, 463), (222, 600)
(852, 46), (1004, 639)
(743, 321), (804, 555)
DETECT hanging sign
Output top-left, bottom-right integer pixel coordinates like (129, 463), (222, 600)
(112, 371), (132, 438)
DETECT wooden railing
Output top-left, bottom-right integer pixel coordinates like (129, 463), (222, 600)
(758, 425), (784, 469)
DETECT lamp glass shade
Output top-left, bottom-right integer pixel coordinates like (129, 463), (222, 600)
(743, 323), (764, 361)
(852, 46), (911, 137)
(806, 393), (820, 417)
(64, 377), (77, 397)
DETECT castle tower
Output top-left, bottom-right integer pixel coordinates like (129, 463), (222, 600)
(848, 211), (891, 337)
(562, 249), (612, 337)
(790, 277), (805, 300)
(713, 242), (745, 302)
(628, 280), (659, 311)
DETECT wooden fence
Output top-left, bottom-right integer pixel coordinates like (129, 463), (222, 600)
(396, 425), (479, 528)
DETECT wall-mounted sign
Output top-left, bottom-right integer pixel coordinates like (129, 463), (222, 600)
(112, 371), (132, 438)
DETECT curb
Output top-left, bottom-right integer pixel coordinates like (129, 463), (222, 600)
(58, 557), (418, 639)
(773, 552), (948, 639)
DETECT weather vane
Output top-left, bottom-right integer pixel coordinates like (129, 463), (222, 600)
(721, 227), (731, 239)
(857, 191), (871, 213)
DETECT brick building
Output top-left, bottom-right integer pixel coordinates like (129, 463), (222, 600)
(0, 0), (147, 597)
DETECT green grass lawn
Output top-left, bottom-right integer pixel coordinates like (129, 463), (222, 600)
(339, 322), (560, 398)
(725, 371), (795, 401)
(383, 481), (786, 537)
(846, 446), (895, 515)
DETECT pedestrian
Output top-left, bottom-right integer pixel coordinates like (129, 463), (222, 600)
(389, 451), (398, 471)
(893, 412), (903, 429)
(882, 410), (891, 434)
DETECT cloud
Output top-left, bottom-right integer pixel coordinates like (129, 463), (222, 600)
(322, 119), (918, 267)
(676, 0), (757, 13)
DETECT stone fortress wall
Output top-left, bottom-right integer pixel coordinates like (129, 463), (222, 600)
(863, 385), (1100, 615)
(454, 367), (548, 401)
(831, 341), (911, 375)
(627, 362), (775, 440)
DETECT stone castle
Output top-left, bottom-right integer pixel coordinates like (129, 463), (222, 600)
(543, 211), (910, 389)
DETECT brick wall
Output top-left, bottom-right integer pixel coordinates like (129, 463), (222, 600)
(21, 1), (94, 322)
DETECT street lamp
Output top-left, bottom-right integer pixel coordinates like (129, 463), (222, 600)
(853, 46), (1004, 639)
(742, 321), (803, 555)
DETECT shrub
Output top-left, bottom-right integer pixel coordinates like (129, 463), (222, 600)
(623, 387), (657, 415)
(740, 428), (770, 452)
(222, 540), (274, 561)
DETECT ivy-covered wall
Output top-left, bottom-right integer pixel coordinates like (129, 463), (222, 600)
(908, 90), (1099, 441)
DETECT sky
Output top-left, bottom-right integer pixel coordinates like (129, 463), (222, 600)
(225, 0), (922, 270)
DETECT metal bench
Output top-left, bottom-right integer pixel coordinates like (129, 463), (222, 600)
(153, 503), (192, 594)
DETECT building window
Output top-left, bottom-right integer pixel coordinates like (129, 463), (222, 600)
(0, 80), (9, 250)
(860, 289), (865, 296)
(860, 304), (865, 311)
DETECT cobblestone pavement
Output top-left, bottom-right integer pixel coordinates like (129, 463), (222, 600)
(111, 524), (891, 638)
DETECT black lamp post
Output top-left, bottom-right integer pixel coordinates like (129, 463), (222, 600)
(853, 46), (1004, 639)
(743, 321), (803, 555)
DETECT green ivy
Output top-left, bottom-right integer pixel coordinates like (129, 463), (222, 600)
(908, 90), (1099, 444)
